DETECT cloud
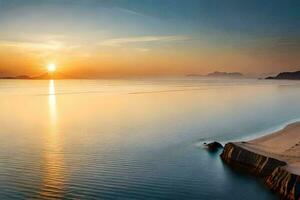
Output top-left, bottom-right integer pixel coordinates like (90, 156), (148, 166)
(136, 48), (149, 52)
(0, 37), (81, 52)
(0, 40), (63, 51)
(100, 35), (189, 47)
(116, 7), (150, 18)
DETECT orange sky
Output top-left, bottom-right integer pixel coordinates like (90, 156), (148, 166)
(0, 42), (298, 78)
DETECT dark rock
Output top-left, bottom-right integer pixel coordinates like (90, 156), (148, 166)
(265, 167), (300, 200)
(204, 141), (223, 151)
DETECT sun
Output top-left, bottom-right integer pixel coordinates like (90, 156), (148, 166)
(47, 63), (56, 72)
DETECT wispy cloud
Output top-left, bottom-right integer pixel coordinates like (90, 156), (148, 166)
(0, 37), (81, 52)
(116, 7), (151, 18)
(136, 48), (150, 52)
(0, 40), (63, 51)
(100, 35), (189, 47)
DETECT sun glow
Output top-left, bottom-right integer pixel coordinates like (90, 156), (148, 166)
(47, 63), (56, 72)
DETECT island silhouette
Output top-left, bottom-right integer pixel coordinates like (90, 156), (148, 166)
(187, 71), (243, 78)
(0, 72), (67, 79)
(266, 70), (300, 80)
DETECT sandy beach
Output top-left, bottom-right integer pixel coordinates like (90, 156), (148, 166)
(235, 122), (300, 174)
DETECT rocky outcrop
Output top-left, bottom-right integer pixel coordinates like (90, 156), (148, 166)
(220, 143), (300, 199)
(266, 71), (300, 80)
(203, 141), (223, 152)
(265, 167), (300, 200)
(221, 143), (286, 177)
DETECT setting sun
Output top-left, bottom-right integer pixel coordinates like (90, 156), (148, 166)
(0, 1), (300, 199)
(47, 63), (56, 72)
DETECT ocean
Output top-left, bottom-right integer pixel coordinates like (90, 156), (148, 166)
(1, 77), (300, 199)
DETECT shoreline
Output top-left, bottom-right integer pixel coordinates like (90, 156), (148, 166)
(221, 121), (300, 199)
(231, 118), (300, 143)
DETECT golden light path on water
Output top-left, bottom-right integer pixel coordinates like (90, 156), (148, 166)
(37, 80), (66, 199)
(49, 80), (57, 123)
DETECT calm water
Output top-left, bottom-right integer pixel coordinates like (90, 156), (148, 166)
(1, 78), (300, 199)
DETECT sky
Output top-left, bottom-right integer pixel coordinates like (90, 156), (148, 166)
(0, 0), (299, 77)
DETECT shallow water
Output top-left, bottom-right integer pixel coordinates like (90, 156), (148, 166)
(1, 77), (300, 199)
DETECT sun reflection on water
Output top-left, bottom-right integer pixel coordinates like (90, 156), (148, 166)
(37, 80), (66, 199)
(49, 80), (57, 125)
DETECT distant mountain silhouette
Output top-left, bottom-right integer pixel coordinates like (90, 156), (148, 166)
(0, 72), (67, 79)
(33, 72), (69, 79)
(32, 73), (55, 79)
(266, 71), (300, 80)
(186, 74), (204, 77)
(206, 71), (243, 77)
(187, 71), (243, 78)
(0, 75), (31, 79)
